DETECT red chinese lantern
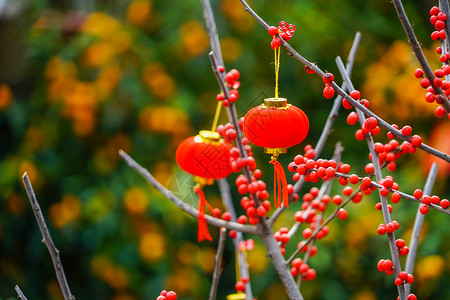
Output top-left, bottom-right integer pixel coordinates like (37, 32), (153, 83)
(244, 97), (309, 207)
(176, 130), (232, 241)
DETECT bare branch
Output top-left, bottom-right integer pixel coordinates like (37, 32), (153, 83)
(119, 150), (259, 235)
(336, 58), (407, 300)
(208, 227), (227, 300)
(15, 285), (28, 300)
(218, 179), (253, 300)
(405, 163), (439, 295)
(392, 0), (450, 113)
(21, 173), (74, 300)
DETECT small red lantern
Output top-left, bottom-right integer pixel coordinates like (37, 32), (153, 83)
(176, 130), (232, 241)
(244, 98), (309, 207)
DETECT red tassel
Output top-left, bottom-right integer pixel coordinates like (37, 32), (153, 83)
(194, 186), (213, 242)
(270, 160), (289, 208)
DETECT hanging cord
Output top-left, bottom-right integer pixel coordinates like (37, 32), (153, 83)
(211, 100), (222, 132)
(274, 47), (281, 99)
(194, 184), (213, 242)
(269, 154), (288, 208)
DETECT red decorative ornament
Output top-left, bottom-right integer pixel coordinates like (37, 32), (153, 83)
(176, 130), (232, 241)
(244, 98), (309, 207)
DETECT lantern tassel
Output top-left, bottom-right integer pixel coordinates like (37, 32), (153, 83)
(270, 158), (289, 208)
(194, 185), (213, 242)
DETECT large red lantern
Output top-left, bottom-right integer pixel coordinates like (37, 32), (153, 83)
(244, 97), (309, 207)
(176, 130), (232, 241)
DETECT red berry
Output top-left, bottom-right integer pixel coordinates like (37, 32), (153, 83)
(420, 78), (431, 88)
(166, 291), (177, 300)
(410, 135), (422, 147)
(350, 90), (361, 100)
(413, 189), (423, 199)
(414, 68), (424, 78)
(436, 106), (446, 117)
(323, 72), (334, 84)
(271, 37), (281, 49)
(440, 198), (450, 208)
(347, 112), (359, 125)
(399, 271), (408, 280)
(407, 294), (417, 300)
(364, 117), (378, 130)
(419, 204), (429, 215)
(391, 192), (401, 203)
(394, 277), (403, 286)
(323, 84), (335, 99)
(235, 281), (245, 292)
(435, 20), (446, 30)
(401, 125), (412, 136)
(332, 195), (343, 205)
(337, 208), (348, 220)
(268, 26), (278, 35)
(430, 6), (440, 16)
(438, 12), (448, 21)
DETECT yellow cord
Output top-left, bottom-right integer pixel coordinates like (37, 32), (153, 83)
(211, 100), (222, 132)
(274, 47), (281, 99)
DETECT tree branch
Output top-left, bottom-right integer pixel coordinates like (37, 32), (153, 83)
(14, 285), (28, 300)
(336, 58), (407, 300)
(21, 173), (74, 300)
(119, 150), (259, 235)
(392, 0), (450, 113)
(404, 163), (439, 295)
(208, 227), (227, 300)
(218, 179), (254, 300)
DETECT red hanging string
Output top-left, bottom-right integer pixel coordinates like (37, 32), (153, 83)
(194, 186), (213, 242)
(270, 160), (289, 208)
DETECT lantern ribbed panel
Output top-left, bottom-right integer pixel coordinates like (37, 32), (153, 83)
(243, 104), (309, 149)
(176, 136), (233, 179)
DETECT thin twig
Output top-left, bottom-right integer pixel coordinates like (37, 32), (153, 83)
(15, 285), (28, 300)
(208, 227), (227, 300)
(119, 150), (259, 234)
(201, 0), (223, 67)
(287, 187), (362, 265)
(392, 0), (450, 113)
(334, 171), (449, 215)
(336, 58), (407, 300)
(218, 178), (253, 300)
(22, 173), (74, 300)
(238, 0), (450, 163)
(404, 163), (439, 295)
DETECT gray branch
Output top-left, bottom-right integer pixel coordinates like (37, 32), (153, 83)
(119, 150), (259, 235)
(14, 285), (28, 300)
(208, 227), (227, 300)
(336, 58), (407, 300)
(405, 163), (439, 295)
(22, 174), (74, 300)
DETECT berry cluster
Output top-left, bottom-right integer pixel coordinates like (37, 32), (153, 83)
(394, 271), (415, 286)
(413, 188), (450, 214)
(413, 6), (450, 118)
(322, 72), (336, 99)
(156, 290), (177, 300)
(290, 258), (316, 281)
(268, 21), (296, 49)
(216, 67), (240, 107)
(274, 227), (291, 255)
(288, 145), (338, 183)
(429, 6), (447, 42)
(377, 220), (400, 235)
(395, 238), (409, 257)
(376, 259), (394, 275)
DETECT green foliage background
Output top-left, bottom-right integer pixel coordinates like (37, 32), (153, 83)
(0, 0), (449, 299)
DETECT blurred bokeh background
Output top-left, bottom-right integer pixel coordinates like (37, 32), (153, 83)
(0, 0), (449, 299)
